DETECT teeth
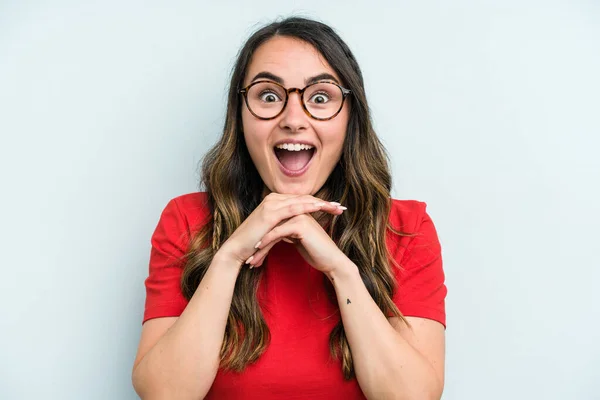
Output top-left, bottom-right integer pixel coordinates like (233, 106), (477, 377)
(275, 143), (314, 151)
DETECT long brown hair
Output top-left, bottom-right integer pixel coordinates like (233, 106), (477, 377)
(180, 16), (411, 380)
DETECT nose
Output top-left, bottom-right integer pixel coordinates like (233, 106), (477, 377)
(278, 91), (309, 132)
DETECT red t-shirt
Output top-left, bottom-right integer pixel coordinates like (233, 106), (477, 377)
(143, 192), (447, 399)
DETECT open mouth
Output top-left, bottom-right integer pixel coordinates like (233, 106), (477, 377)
(273, 143), (316, 176)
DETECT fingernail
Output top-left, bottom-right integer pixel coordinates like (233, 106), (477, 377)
(245, 255), (254, 264)
(330, 202), (341, 206)
(249, 265), (254, 269)
(314, 202), (326, 207)
(337, 206), (347, 210)
(254, 241), (261, 249)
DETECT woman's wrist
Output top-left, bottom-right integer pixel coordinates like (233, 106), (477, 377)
(211, 250), (244, 275)
(325, 258), (360, 286)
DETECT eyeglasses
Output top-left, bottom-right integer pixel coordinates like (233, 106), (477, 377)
(239, 80), (351, 121)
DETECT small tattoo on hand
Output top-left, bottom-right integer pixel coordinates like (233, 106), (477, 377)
(346, 298), (351, 304)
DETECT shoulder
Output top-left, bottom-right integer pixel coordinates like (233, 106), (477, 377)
(170, 191), (210, 212)
(158, 192), (212, 236)
(387, 198), (446, 327)
(386, 198), (439, 262)
(388, 198), (428, 233)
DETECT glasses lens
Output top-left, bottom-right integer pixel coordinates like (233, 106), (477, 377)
(246, 82), (286, 119)
(303, 82), (344, 119)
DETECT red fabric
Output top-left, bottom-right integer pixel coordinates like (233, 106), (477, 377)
(142, 192), (447, 399)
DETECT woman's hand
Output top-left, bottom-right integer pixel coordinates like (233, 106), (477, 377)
(215, 193), (345, 268)
(248, 212), (349, 274)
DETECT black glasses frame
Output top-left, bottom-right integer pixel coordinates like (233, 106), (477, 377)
(239, 80), (352, 121)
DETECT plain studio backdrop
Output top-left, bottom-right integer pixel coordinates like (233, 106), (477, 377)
(1, 1), (598, 399)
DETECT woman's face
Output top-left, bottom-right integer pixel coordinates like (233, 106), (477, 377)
(241, 36), (349, 196)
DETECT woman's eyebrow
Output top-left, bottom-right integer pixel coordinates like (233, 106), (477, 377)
(249, 71), (340, 86)
(306, 73), (340, 85)
(250, 71), (284, 84)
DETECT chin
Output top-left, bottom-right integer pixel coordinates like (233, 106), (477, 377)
(270, 179), (317, 196)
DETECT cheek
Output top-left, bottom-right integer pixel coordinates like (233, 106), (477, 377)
(322, 120), (348, 156)
(242, 111), (262, 147)
(242, 114), (275, 162)
(241, 108), (255, 142)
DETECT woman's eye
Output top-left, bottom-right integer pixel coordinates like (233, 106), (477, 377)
(259, 92), (281, 102)
(310, 93), (330, 104)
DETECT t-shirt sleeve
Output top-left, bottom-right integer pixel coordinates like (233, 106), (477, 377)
(391, 202), (447, 328)
(142, 197), (191, 325)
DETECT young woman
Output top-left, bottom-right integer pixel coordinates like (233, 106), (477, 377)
(132, 17), (447, 400)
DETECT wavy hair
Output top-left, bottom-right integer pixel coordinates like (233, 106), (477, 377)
(180, 16), (412, 380)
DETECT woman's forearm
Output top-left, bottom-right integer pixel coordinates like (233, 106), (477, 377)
(132, 254), (241, 399)
(327, 261), (442, 400)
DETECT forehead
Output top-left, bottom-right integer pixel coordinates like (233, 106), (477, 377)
(244, 36), (341, 86)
